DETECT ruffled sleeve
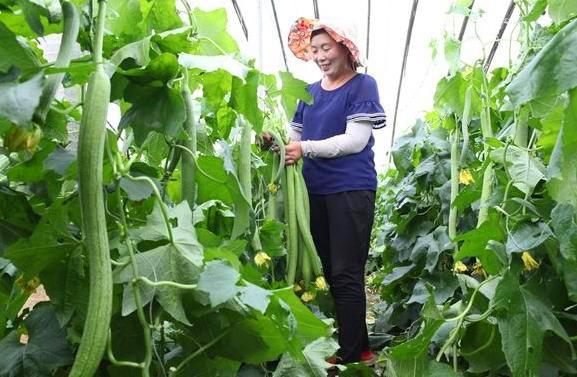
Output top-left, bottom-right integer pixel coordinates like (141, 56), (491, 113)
(346, 75), (387, 129)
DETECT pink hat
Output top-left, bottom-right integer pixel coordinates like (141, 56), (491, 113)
(288, 17), (364, 67)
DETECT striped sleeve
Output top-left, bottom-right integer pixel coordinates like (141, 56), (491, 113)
(346, 75), (387, 129)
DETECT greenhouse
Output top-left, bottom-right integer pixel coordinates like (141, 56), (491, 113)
(1, 0), (577, 376)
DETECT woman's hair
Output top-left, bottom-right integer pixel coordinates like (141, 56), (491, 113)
(310, 28), (358, 70)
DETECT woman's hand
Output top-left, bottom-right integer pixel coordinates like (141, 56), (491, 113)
(258, 132), (273, 150)
(285, 141), (302, 165)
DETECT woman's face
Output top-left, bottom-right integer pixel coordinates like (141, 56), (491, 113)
(310, 32), (351, 78)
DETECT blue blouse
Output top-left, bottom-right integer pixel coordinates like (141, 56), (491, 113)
(291, 73), (386, 195)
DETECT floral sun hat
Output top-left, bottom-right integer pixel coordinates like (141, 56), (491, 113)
(288, 17), (365, 67)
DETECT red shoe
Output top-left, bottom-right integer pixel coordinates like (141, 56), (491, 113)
(328, 351), (375, 366)
(360, 350), (376, 366)
(326, 355), (343, 365)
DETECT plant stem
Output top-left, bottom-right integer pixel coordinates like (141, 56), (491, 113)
(128, 175), (174, 244)
(170, 331), (229, 376)
(114, 189), (153, 376)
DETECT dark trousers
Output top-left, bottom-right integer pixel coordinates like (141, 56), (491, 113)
(309, 190), (375, 363)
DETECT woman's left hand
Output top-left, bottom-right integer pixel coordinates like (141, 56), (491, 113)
(285, 141), (302, 165)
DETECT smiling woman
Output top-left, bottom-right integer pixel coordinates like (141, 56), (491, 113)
(284, 17), (386, 365)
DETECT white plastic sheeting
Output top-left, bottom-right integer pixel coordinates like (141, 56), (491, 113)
(191, 1), (522, 168)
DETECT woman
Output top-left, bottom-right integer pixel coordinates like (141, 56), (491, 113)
(285, 18), (386, 365)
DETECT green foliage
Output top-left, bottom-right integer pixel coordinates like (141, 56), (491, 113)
(370, 3), (577, 374)
(0, 304), (73, 377)
(1, 2), (323, 375)
(0, 74), (43, 126)
(506, 18), (577, 106)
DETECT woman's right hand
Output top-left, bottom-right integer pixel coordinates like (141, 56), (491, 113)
(285, 141), (302, 165)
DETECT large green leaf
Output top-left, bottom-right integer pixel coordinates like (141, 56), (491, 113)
(104, 0), (143, 44)
(433, 69), (482, 119)
(548, 88), (577, 207)
(107, 37), (151, 71)
(119, 85), (185, 145)
(40, 247), (87, 326)
(273, 289), (331, 343)
(217, 316), (287, 364)
(391, 120), (427, 174)
(4, 199), (80, 276)
(443, 33), (461, 76)
(279, 71), (313, 120)
(525, 0), (549, 21)
(506, 19), (577, 106)
(0, 74), (43, 125)
(115, 202), (203, 323)
(461, 321), (506, 373)
(536, 96), (566, 159)
(550, 203), (577, 300)
(0, 21), (39, 73)
(272, 337), (340, 377)
(410, 225), (452, 272)
(6, 141), (56, 182)
(192, 8), (239, 54)
(388, 318), (443, 360)
(490, 145), (547, 195)
(505, 222), (553, 254)
(168, 354), (240, 377)
(121, 52), (179, 84)
(0, 186), (38, 250)
(144, 0), (182, 32)
(259, 218), (286, 258)
(455, 214), (505, 274)
(492, 271), (574, 377)
(230, 70), (263, 133)
(551, 203), (577, 262)
(194, 155), (250, 239)
(0, 304), (73, 377)
(200, 69), (233, 109)
(179, 54), (249, 79)
(381, 264), (416, 285)
(425, 361), (463, 376)
(113, 242), (201, 324)
(549, 0), (577, 23)
(105, 0), (181, 49)
(238, 282), (271, 314)
(196, 260), (240, 307)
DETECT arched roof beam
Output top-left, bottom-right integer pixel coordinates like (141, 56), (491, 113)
(484, 0), (516, 72)
(364, 0), (371, 74)
(389, 0), (420, 152)
(270, 0), (290, 72)
(230, 0), (248, 40)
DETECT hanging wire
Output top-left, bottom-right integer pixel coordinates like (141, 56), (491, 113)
(458, 0), (476, 41)
(389, 0), (420, 153)
(270, 0), (290, 72)
(312, 0), (320, 19)
(230, 0), (248, 40)
(484, 0), (516, 72)
(364, 0), (371, 74)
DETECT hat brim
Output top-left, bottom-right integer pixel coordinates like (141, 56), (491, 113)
(288, 17), (364, 67)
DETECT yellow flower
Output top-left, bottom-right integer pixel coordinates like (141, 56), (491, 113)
(301, 291), (315, 302)
(522, 251), (540, 271)
(315, 276), (328, 291)
(453, 261), (468, 273)
(15, 275), (41, 294)
(268, 183), (278, 194)
(472, 261), (487, 278)
(254, 252), (271, 267)
(293, 283), (302, 293)
(459, 169), (475, 185)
